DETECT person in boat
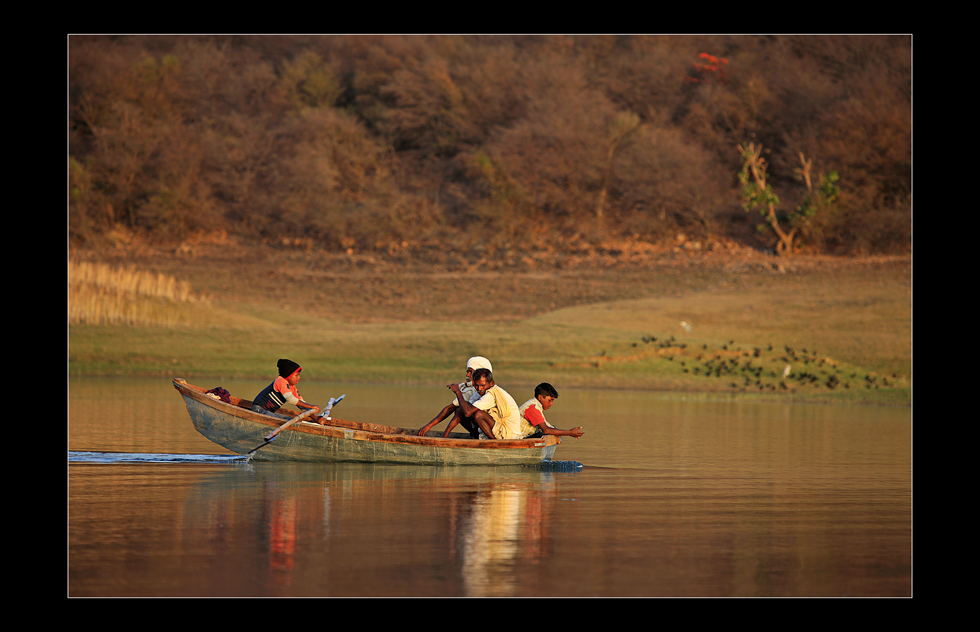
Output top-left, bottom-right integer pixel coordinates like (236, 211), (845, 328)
(417, 356), (492, 438)
(445, 368), (523, 440)
(251, 359), (320, 419)
(518, 382), (584, 440)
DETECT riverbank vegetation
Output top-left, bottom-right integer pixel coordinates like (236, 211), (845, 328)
(69, 35), (910, 257)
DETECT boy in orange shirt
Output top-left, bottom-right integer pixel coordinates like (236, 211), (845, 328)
(251, 359), (320, 419)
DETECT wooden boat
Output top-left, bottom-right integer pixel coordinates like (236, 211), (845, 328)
(173, 378), (561, 465)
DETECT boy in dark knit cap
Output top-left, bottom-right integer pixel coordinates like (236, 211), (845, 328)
(251, 359), (320, 419)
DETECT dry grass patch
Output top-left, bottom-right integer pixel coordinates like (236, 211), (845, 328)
(68, 260), (271, 329)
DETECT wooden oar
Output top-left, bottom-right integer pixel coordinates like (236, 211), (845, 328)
(247, 406), (320, 455)
(320, 394), (345, 419)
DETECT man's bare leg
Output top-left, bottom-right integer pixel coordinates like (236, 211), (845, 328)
(471, 410), (496, 439)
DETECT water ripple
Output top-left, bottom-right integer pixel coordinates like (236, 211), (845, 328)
(68, 451), (249, 464)
(68, 451), (584, 470)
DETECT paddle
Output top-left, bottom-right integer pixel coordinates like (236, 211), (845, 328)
(247, 406), (321, 455)
(318, 394), (346, 420)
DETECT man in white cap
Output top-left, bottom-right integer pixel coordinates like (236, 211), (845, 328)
(417, 356), (492, 438)
(446, 368), (522, 440)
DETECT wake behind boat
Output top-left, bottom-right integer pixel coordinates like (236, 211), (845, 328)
(173, 378), (560, 465)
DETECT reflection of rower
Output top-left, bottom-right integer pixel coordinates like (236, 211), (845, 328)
(461, 486), (523, 597)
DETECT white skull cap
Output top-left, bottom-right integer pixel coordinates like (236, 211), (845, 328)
(466, 356), (493, 373)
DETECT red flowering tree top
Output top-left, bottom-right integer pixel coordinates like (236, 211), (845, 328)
(687, 52), (729, 83)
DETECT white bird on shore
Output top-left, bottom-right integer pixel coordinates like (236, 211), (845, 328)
(781, 365), (792, 380)
(680, 321), (693, 333)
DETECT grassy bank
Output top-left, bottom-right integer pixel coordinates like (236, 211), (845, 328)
(67, 247), (911, 406)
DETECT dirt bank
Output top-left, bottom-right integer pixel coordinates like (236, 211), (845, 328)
(70, 234), (911, 326)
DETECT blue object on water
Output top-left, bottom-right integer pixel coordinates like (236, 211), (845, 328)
(540, 460), (584, 471)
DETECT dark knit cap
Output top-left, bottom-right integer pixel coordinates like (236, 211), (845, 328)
(277, 359), (301, 378)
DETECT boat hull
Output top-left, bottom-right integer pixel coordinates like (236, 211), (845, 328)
(175, 379), (559, 466)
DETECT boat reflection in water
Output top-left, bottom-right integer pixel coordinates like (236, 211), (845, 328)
(174, 459), (571, 597)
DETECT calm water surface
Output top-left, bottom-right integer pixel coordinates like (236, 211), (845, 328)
(68, 377), (912, 597)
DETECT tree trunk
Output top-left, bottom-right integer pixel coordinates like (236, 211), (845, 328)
(742, 142), (796, 256)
